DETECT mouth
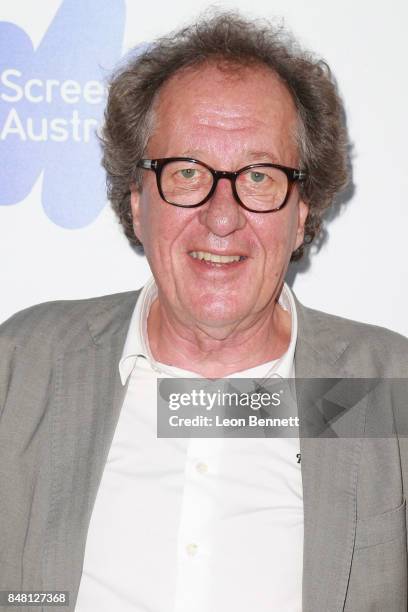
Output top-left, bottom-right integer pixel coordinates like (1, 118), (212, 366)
(188, 250), (247, 265)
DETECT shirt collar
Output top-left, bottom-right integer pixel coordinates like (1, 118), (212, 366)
(119, 276), (157, 385)
(119, 277), (298, 385)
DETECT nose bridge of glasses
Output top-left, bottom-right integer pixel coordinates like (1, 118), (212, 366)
(208, 171), (243, 210)
(211, 169), (239, 200)
(203, 169), (245, 232)
(213, 169), (237, 181)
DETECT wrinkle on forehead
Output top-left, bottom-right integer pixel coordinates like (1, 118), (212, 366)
(156, 62), (296, 119)
(148, 63), (300, 164)
(194, 104), (266, 130)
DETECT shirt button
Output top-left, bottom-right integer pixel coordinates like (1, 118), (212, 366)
(195, 462), (208, 474)
(186, 543), (198, 557)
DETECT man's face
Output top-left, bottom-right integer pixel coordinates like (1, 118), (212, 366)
(131, 63), (308, 335)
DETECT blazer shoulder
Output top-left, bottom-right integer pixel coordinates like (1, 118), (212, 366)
(298, 302), (408, 376)
(0, 290), (140, 354)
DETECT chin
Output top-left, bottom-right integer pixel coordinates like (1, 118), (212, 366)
(185, 297), (251, 330)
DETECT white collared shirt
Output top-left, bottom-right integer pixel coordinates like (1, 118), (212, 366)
(76, 278), (303, 612)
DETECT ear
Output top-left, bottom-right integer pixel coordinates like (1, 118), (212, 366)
(130, 184), (143, 243)
(294, 199), (309, 251)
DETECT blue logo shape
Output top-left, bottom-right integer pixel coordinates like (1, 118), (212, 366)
(0, 0), (126, 228)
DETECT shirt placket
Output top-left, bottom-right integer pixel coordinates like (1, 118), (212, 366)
(173, 436), (222, 612)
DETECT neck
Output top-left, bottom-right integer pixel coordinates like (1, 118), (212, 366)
(147, 295), (291, 377)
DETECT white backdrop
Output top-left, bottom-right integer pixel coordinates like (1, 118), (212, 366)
(1, 0), (407, 336)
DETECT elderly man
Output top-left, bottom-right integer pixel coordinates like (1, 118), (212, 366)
(1, 12), (407, 612)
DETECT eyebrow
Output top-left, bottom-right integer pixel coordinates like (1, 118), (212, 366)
(178, 149), (281, 164)
(245, 150), (280, 163)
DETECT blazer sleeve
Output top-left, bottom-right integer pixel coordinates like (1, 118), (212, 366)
(0, 318), (18, 419)
(398, 436), (408, 551)
(0, 301), (61, 418)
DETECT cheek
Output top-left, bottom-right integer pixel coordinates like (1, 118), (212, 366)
(138, 190), (167, 244)
(251, 214), (294, 261)
(138, 193), (189, 259)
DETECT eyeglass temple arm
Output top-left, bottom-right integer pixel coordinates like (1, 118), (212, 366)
(137, 159), (157, 170)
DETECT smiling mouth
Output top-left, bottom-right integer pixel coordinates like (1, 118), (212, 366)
(189, 250), (247, 264)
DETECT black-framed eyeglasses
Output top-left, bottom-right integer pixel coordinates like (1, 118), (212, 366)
(136, 157), (307, 213)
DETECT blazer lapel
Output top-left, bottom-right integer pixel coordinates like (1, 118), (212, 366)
(42, 292), (138, 601)
(294, 297), (366, 612)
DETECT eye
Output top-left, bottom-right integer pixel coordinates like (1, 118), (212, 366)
(249, 171), (266, 183)
(180, 168), (196, 179)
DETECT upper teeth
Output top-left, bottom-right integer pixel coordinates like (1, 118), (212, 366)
(189, 251), (243, 263)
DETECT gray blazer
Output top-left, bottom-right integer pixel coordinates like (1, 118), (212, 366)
(0, 290), (407, 612)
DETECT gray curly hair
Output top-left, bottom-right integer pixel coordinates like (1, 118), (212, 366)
(100, 11), (349, 260)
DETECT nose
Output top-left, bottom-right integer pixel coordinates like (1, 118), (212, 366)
(198, 177), (246, 237)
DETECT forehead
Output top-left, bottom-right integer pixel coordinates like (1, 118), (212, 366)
(148, 62), (299, 164)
